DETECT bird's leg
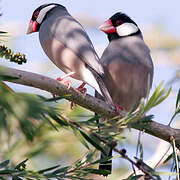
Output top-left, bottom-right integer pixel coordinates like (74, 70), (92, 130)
(70, 82), (87, 109)
(52, 72), (75, 100)
(114, 102), (125, 115)
(57, 72), (75, 88)
(77, 82), (87, 95)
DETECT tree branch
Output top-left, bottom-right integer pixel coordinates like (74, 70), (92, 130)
(0, 66), (180, 149)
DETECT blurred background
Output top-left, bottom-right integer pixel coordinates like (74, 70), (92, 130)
(0, 0), (180, 179)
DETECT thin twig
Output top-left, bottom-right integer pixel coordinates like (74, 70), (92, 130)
(170, 136), (179, 180)
(58, 114), (157, 179)
(154, 145), (171, 169)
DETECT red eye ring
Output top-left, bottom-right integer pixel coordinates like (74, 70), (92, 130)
(116, 20), (123, 26)
(34, 11), (39, 18)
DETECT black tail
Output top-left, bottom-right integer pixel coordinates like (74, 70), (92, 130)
(99, 148), (112, 175)
(95, 91), (112, 175)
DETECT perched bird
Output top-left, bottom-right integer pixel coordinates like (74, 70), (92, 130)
(27, 3), (113, 105)
(97, 12), (154, 174)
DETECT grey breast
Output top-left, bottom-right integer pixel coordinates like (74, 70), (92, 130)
(101, 35), (154, 110)
(101, 35), (153, 68)
(39, 6), (104, 76)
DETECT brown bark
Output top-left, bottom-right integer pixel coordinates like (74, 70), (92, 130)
(0, 66), (180, 148)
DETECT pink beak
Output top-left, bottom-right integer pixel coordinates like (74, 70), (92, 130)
(26, 20), (38, 34)
(98, 19), (116, 34)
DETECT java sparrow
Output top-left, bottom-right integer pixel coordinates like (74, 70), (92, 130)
(97, 12), (154, 173)
(27, 3), (114, 106)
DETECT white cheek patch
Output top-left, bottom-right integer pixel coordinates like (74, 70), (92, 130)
(36, 5), (57, 24)
(116, 23), (139, 36)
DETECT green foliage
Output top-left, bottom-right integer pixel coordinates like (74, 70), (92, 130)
(0, 52), (175, 180)
(169, 89), (180, 125)
(0, 81), (59, 141)
(0, 14), (178, 179)
(140, 82), (171, 114)
(0, 79), (173, 179)
(0, 31), (27, 65)
(0, 151), (111, 179)
(0, 45), (27, 64)
(123, 175), (143, 180)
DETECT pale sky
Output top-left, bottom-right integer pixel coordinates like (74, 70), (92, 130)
(1, 0), (180, 35)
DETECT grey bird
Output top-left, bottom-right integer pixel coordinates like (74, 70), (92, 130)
(27, 3), (113, 106)
(97, 12), (154, 174)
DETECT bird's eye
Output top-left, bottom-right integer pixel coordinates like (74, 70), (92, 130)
(34, 11), (39, 18)
(116, 20), (123, 26)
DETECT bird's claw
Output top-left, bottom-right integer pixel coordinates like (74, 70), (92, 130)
(70, 101), (76, 110)
(70, 82), (87, 109)
(62, 80), (71, 89)
(114, 102), (125, 115)
(77, 82), (87, 95)
(77, 86), (87, 97)
(51, 76), (72, 101)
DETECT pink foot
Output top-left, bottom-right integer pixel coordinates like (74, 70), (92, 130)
(56, 72), (75, 88)
(70, 82), (87, 109)
(52, 72), (75, 100)
(114, 102), (125, 115)
(58, 79), (71, 89)
(77, 82), (87, 94)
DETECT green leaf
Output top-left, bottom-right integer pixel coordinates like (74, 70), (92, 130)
(45, 95), (71, 102)
(155, 171), (178, 176)
(78, 114), (101, 126)
(176, 89), (180, 108)
(79, 130), (106, 155)
(12, 176), (23, 180)
(0, 169), (19, 175)
(170, 89), (180, 123)
(171, 137), (179, 179)
(83, 168), (110, 176)
(0, 75), (19, 81)
(72, 127), (90, 149)
(135, 158), (161, 179)
(25, 141), (50, 157)
(0, 31), (7, 34)
(143, 83), (171, 113)
(41, 114), (58, 131)
(0, 160), (9, 169)
(85, 150), (95, 163)
(123, 175), (143, 180)
(92, 156), (113, 165)
(15, 159), (28, 170)
(129, 115), (153, 127)
(139, 143), (143, 160)
(163, 153), (173, 164)
(0, 109), (9, 132)
(139, 115), (154, 123)
(0, 81), (14, 92)
(153, 88), (171, 107)
(51, 166), (70, 174)
(130, 123), (150, 130)
(49, 113), (69, 127)
(144, 83), (163, 112)
(18, 119), (36, 141)
(38, 165), (61, 174)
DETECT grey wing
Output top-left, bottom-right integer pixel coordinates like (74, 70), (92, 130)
(101, 36), (153, 69)
(100, 36), (154, 110)
(51, 13), (104, 76)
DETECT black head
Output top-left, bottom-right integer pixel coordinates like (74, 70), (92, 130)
(27, 3), (65, 34)
(109, 12), (138, 27)
(99, 12), (140, 40)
